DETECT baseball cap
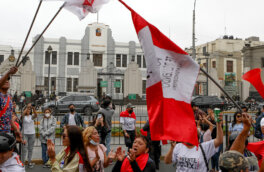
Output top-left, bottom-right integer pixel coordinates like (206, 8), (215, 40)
(219, 150), (249, 172)
(0, 132), (16, 152)
(126, 103), (135, 109)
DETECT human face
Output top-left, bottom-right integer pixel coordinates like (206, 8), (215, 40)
(236, 113), (242, 122)
(62, 129), (70, 147)
(132, 138), (149, 156)
(207, 108), (213, 115)
(0, 150), (13, 164)
(90, 129), (100, 143)
(1, 80), (10, 90)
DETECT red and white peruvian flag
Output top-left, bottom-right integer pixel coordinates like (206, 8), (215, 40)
(120, 1), (199, 145)
(44, 0), (109, 20)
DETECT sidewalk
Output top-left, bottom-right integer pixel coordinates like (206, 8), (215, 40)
(25, 161), (176, 172)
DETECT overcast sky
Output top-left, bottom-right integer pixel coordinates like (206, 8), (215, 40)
(0, 0), (264, 51)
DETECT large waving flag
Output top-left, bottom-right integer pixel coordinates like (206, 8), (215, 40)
(242, 68), (264, 99)
(247, 141), (264, 168)
(119, 1), (199, 145)
(44, 0), (109, 20)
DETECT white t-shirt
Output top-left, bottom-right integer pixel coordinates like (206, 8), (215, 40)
(120, 117), (136, 131)
(0, 152), (25, 172)
(172, 140), (218, 172)
(23, 115), (35, 134)
(68, 114), (76, 126)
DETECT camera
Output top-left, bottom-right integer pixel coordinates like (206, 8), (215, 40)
(31, 104), (35, 107)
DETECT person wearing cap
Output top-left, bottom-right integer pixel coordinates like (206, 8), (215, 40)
(0, 67), (22, 142)
(219, 113), (259, 172)
(0, 132), (25, 171)
(120, 103), (137, 151)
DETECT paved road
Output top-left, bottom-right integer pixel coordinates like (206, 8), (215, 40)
(25, 161), (176, 172)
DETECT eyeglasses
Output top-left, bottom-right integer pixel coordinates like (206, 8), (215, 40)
(236, 115), (242, 118)
(7, 76), (10, 81)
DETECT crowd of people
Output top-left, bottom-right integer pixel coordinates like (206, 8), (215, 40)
(1, 66), (264, 172)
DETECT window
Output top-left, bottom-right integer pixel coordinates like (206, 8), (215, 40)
(226, 60), (233, 72)
(0, 55), (4, 64)
(75, 96), (87, 101)
(261, 58), (264, 68)
(73, 78), (78, 92)
(45, 51), (50, 64)
(137, 55), (142, 68)
(51, 77), (56, 91)
(143, 56), (146, 68)
(122, 54), (127, 67)
(44, 77), (49, 90)
(68, 52), (73, 65)
(132, 55), (135, 62)
(74, 52), (79, 66)
(116, 54), (121, 67)
(93, 54), (103, 66)
(67, 78), (72, 92)
(203, 46), (207, 55)
(142, 80), (146, 94)
(96, 28), (101, 36)
(115, 79), (121, 93)
(62, 96), (74, 101)
(52, 51), (57, 65)
(212, 61), (216, 68)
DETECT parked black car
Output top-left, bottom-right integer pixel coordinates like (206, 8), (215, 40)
(191, 96), (226, 112)
(42, 94), (100, 115)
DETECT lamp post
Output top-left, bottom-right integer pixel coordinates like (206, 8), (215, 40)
(192, 0), (197, 60)
(47, 45), (52, 100)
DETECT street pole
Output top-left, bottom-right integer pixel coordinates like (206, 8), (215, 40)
(206, 58), (209, 96)
(192, 0), (197, 60)
(47, 46), (52, 101)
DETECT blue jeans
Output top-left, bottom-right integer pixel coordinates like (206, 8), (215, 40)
(105, 131), (111, 155)
(41, 143), (49, 164)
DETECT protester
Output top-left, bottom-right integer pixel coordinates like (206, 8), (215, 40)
(242, 106), (249, 113)
(229, 111), (244, 136)
(0, 67), (22, 141)
(0, 132), (25, 171)
(47, 125), (92, 172)
(219, 113), (258, 172)
(164, 112), (223, 171)
(83, 126), (115, 171)
(112, 135), (156, 172)
(142, 120), (161, 170)
(197, 114), (214, 143)
(60, 104), (85, 129)
(39, 108), (57, 168)
(21, 103), (37, 168)
(98, 99), (114, 155)
(254, 105), (264, 139)
(91, 112), (108, 145)
(191, 102), (206, 122)
(120, 103), (137, 151)
(101, 94), (115, 110)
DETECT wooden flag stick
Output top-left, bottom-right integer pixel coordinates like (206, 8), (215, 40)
(17, 3), (65, 67)
(200, 67), (242, 112)
(15, 0), (43, 67)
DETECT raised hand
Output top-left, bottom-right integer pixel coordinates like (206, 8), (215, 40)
(116, 147), (126, 161)
(47, 141), (56, 163)
(8, 66), (18, 75)
(95, 147), (100, 161)
(127, 149), (136, 162)
(108, 149), (116, 160)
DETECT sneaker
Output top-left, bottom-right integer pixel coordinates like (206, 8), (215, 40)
(28, 162), (35, 168)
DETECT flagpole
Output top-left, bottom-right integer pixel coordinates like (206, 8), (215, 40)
(200, 67), (242, 111)
(15, 0), (43, 67)
(17, 2), (66, 67)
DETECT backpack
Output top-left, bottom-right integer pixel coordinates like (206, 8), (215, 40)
(254, 114), (264, 139)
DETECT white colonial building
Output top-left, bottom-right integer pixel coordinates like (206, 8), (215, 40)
(32, 22), (147, 100)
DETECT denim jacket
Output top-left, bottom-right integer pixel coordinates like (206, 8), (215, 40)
(60, 113), (85, 129)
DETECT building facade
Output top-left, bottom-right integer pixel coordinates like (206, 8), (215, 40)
(32, 22), (147, 99)
(242, 44), (264, 101)
(187, 36), (264, 99)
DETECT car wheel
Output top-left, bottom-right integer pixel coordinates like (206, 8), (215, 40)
(84, 107), (93, 116)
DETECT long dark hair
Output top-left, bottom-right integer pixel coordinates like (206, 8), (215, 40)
(232, 111), (241, 127)
(91, 112), (108, 128)
(65, 125), (92, 171)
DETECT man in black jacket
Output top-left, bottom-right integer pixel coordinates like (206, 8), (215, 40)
(60, 104), (85, 129)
